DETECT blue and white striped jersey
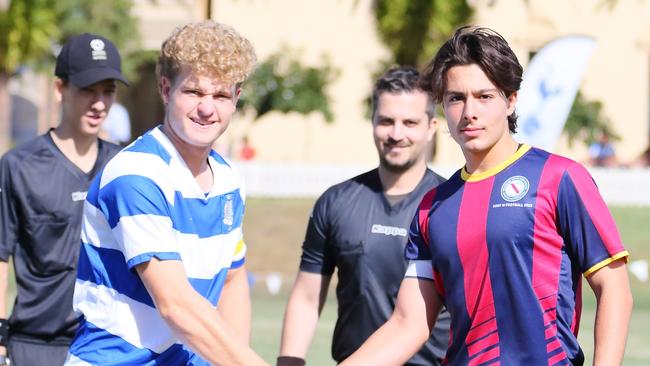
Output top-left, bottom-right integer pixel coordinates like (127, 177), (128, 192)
(66, 126), (246, 365)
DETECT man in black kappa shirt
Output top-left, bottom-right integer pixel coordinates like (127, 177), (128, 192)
(279, 66), (450, 366)
(0, 34), (127, 366)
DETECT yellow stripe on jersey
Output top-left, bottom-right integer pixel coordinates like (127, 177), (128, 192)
(583, 250), (630, 277)
(462, 144), (532, 182)
(233, 239), (245, 257)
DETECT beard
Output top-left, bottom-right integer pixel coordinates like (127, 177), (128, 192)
(379, 154), (417, 173)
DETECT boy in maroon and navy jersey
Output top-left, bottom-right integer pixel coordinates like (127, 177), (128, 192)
(341, 26), (632, 366)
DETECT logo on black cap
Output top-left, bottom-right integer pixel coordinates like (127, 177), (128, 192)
(90, 39), (107, 60)
(54, 33), (129, 88)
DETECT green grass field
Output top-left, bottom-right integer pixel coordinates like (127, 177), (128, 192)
(4, 199), (647, 365)
(244, 199), (650, 365)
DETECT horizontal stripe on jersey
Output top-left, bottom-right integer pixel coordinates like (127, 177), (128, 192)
(87, 174), (243, 237)
(68, 318), (209, 365)
(70, 126), (246, 365)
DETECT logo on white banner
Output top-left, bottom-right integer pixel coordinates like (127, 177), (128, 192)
(515, 36), (597, 151)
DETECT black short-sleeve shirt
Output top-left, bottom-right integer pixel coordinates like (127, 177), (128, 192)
(0, 132), (120, 344)
(300, 168), (450, 365)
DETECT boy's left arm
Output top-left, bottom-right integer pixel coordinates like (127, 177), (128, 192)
(587, 259), (633, 366)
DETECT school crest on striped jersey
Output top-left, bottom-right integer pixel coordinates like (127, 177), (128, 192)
(501, 176), (530, 202)
(223, 195), (234, 226)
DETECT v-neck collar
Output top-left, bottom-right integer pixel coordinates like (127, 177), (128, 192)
(377, 168), (431, 214)
(45, 129), (104, 178)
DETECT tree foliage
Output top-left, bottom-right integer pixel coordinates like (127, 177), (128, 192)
(1, 0), (140, 76)
(0, 0), (59, 76)
(564, 91), (617, 147)
(365, 0), (472, 121)
(372, 0), (473, 67)
(45, 0), (142, 79)
(239, 50), (339, 122)
(0, 0), (141, 153)
(1, 0), (61, 153)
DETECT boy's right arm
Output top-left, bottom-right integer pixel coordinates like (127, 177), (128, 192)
(137, 258), (268, 366)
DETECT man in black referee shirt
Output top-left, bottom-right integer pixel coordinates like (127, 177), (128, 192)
(279, 66), (450, 366)
(0, 33), (128, 366)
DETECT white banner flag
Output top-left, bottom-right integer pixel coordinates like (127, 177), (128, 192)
(514, 36), (597, 151)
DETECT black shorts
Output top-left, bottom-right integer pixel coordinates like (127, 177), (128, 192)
(8, 338), (68, 366)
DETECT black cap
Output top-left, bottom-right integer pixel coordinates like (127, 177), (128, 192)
(55, 33), (129, 88)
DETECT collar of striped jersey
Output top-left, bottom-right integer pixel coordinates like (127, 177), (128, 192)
(461, 144), (531, 182)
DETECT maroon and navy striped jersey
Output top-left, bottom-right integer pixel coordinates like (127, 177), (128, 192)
(405, 144), (629, 366)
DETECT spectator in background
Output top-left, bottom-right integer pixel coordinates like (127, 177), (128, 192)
(238, 135), (256, 160)
(587, 131), (618, 167)
(0, 33), (127, 366)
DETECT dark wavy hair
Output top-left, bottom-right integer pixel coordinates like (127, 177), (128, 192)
(371, 66), (436, 121)
(420, 26), (523, 133)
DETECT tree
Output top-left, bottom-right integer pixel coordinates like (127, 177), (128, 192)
(564, 91), (617, 147)
(0, 0), (59, 154)
(372, 0), (473, 67)
(239, 49), (339, 122)
(0, 0), (140, 154)
(368, 0), (472, 159)
(52, 0), (141, 77)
